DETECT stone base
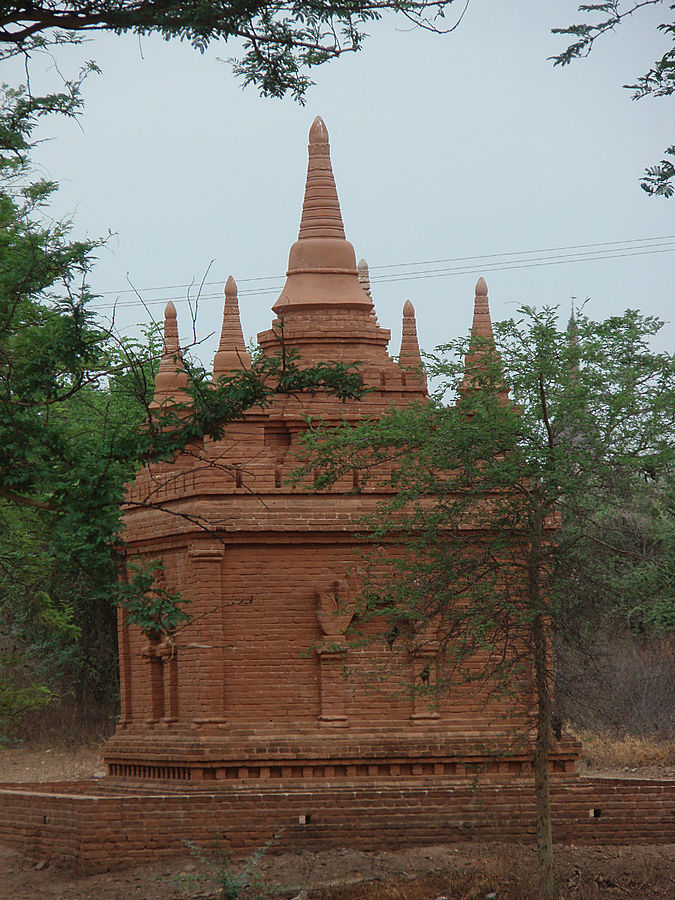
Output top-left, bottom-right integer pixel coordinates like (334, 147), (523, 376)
(0, 775), (673, 873)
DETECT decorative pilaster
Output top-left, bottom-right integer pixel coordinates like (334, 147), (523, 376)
(316, 573), (358, 726)
(188, 542), (226, 725)
(142, 635), (165, 724)
(117, 608), (132, 726)
(157, 636), (179, 723)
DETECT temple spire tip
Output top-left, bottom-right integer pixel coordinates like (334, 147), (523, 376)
(475, 277), (488, 297)
(225, 275), (237, 298)
(309, 115), (329, 144)
(403, 299), (415, 318)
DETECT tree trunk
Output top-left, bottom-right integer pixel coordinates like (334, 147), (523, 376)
(532, 608), (555, 899)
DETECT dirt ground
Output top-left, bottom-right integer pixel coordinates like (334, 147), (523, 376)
(0, 744), (673, 900)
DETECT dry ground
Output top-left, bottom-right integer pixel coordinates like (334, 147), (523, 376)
(0, 739), (673, 900)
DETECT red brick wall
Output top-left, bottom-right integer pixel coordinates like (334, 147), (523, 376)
(0, 777), (672, 873)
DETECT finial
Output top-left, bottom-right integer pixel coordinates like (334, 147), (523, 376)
(225, 275), (237, 298)
(309, 115), (329, 145)
(403, 299), (415, 318)
(475, 277), (487, 297)
(162, 301), (180, 353)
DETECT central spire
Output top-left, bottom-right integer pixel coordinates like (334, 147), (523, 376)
(297, 116), (346, 241)
(271, 116), (373, 315)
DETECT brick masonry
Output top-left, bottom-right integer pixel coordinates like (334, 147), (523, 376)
(0, 776), (672, 873)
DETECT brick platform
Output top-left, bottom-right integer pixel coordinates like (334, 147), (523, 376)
(0, 775), (672, 873)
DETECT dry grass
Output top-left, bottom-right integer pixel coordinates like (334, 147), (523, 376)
(571, 727), (675, 772)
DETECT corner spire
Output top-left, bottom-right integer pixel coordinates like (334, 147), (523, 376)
(398, 300), (427, 390)
(150, 302), (191, 409)
(460, 278), (508, 400)
(213, 276), (251, 379)
(471, 277), (495, 342)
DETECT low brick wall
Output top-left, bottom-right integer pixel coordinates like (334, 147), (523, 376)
(0, 776), (672, 873)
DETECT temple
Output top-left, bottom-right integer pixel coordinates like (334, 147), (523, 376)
(103, 117), (577, 783)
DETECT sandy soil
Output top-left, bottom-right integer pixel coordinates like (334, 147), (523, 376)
(0, 744), (673, 899)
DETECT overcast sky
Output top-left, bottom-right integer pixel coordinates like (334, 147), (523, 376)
(7, 0), (674, 364)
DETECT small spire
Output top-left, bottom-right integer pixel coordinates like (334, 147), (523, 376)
(471, 277), (495, 342)
(460, 278), (508, 400)
(213, 275), (251, 378)
(297, 115), (346, 241)
(150, 302), (191, 409)
(357, 258), (372, 298)
(398, 299), (427, 390)
(568, 300), (578, 340)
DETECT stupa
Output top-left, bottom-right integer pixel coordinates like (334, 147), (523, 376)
(103, 117), (578, 783)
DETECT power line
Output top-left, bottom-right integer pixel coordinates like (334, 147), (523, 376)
(93, 234), (675, 301)
(92, 238), (675, 313)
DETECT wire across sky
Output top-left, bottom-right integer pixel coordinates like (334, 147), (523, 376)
(93, 235), (675, 312)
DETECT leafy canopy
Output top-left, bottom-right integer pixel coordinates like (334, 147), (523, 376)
(0, 1), (464, 101)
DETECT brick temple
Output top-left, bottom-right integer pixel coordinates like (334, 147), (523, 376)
(103, 116), (577, 783)
(2, 119), (673, 872)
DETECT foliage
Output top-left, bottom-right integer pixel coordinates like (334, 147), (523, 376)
(552, 1), (675, 196)
(0, 653), (52, 720)
(299, 305), (675, 897)
(118, 561), (189, 636)
(0, 1), (463, 102)
(557, 475), (675, 636)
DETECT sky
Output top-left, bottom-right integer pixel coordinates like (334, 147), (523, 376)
(6, 1), (674, 365)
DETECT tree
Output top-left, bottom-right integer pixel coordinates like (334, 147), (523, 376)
(0, 1), (466, 101)
(299, 295), (675, 898)
(552, 1), (675, 196)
